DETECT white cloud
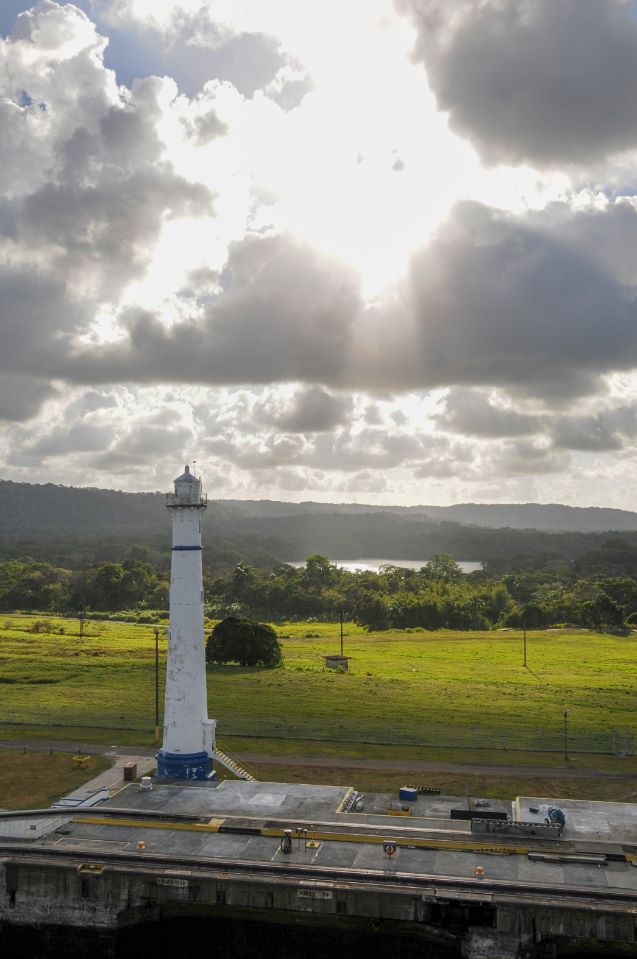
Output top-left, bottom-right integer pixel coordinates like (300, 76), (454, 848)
(1, 1), (637, 508)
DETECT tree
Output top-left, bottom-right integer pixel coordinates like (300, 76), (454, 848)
(354, 592), (389, 631)
(304, 554), (336, 588)
(206, 617), (282, 667)
(424, 553), (463, 581)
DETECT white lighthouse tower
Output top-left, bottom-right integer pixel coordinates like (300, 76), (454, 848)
(156, 465), (216, 780)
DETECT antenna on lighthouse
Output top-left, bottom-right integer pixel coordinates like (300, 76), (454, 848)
(192, 459), (197, 477)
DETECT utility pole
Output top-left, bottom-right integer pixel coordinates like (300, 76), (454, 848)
(563, 708), (569, 761)
(340, 604), (344, 657)
(79, 595), (86, 640)
(523, 623), (527, 668)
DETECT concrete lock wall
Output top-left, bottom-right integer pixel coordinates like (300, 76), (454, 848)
(2, 858), (637, 958)
(0, 861), (440, 937)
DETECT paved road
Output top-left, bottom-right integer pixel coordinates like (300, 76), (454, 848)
(2, 739), (634, 780)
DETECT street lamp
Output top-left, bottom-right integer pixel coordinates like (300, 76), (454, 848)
(563, 708), (569, 761)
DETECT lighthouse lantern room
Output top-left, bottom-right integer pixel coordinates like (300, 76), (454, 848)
(156, 465), (216, 780)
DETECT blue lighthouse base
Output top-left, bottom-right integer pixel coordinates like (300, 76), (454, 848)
(155, 749), (213, 781)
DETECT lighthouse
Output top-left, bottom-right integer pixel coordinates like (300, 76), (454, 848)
(156, 465), (216, 780)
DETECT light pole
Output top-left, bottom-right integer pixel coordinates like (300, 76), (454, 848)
(340, 604), (344, 657)
(563, 708), (569, 761)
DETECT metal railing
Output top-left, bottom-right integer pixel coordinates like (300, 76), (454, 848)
(215, 715), (636, 756)
(0, 710), (633, 755)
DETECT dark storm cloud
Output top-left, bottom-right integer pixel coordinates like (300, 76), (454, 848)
(61, 201), (637, 403)
(258, 387), (352, 433)
(498, 440), (570, 475)
(19, 164), (212, 297)
(11, 77), (216, 297)
(0, 374), (56, 422)
(25, 421), (115, 457)
(548, 404), (637, 452)
(436, 387), (545, 437)
(550, 414), (623, 452)
(550, 200), (637, 286)
(401, 0), (637, 166)
(5, 2), (637, 437)
(0, 265), (88, 374)
(205, 425), (453, 474)
(68, 234), (358, 385)
(95, 421), (194, 470)
(404, 202), (637, 401)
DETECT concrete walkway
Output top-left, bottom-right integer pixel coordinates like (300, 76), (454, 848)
(61, 752), (157, 804)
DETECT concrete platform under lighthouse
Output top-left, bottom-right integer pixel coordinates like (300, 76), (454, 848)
(101, 778), (353, 821)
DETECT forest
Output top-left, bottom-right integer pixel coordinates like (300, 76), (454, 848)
(2, 546), (637, 631)
(6, 478), (637, 576)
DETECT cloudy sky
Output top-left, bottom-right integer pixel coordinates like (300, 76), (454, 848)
(2, 0), (637, 507)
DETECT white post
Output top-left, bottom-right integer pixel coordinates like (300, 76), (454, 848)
(156, 465), (216, 780)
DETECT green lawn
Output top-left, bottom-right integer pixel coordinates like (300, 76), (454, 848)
(0, 748), (110, 809)
(0, 615), (635, 760)
(246, 762), (637, 804)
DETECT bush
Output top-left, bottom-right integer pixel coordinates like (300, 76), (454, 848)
(206, 616), (282, 667)
(136, 612), (161, 624)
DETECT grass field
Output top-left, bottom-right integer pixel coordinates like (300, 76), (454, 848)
(246, 762), (637, 803)
(0, 749), (110, 809)
(0, 615), (635, 762)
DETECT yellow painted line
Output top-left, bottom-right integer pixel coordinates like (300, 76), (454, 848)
(76, 815), (528, 857)
(76, 816), (222, 833)
(260, 826), (528, 856)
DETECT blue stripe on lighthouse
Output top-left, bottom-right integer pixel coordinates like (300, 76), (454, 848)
(171, 545), (203, 550)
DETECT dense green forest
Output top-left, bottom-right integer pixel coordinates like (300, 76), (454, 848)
(5, 478), (637, 575)
(2, 547), (637, 631)
(3, 478), (637, 629)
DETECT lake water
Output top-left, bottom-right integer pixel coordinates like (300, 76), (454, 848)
(289, 558), (482, 573)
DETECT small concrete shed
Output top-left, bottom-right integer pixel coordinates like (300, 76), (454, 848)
(324, 654), (349, 671)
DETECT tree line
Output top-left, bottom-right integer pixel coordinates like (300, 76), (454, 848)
(2, 547), (637, 631)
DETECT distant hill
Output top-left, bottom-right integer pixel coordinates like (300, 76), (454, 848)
(410, 502), (637, 532)
(2, 479), (637, 572)
(223, 498), (637, 532)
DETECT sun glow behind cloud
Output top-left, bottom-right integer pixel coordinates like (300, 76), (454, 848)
(110, 0), (568, 302)
(3, 0), (637, 505)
